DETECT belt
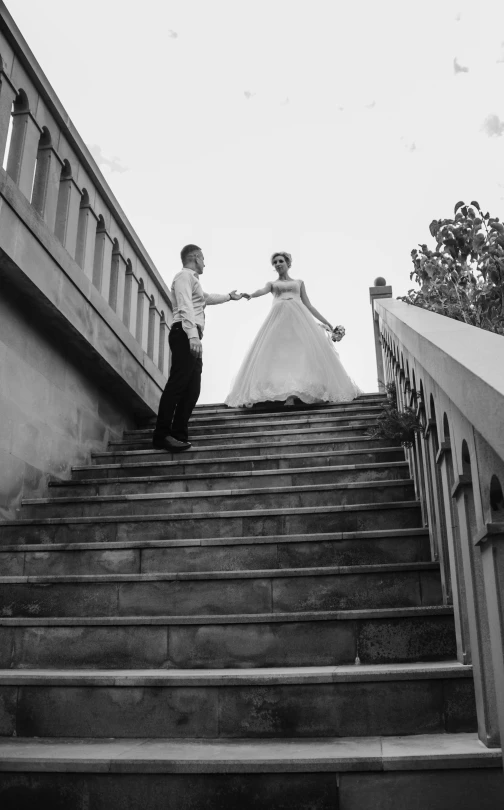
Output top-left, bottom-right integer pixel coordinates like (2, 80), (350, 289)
(171, 322), (203, 340)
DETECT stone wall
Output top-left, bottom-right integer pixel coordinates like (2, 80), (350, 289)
(0, 280), (134, 520)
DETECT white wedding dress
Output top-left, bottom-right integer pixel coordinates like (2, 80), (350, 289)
(225, 279), (361, 407)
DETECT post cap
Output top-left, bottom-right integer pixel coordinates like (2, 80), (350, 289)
(374, 277), (387, 286)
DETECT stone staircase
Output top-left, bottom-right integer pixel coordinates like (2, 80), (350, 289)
(0, 395), (502, 809)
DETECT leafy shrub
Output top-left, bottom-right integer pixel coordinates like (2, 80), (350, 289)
(368, 382), (422, 448)
(400, 201), (504, 336)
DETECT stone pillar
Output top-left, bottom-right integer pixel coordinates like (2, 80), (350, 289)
(148, 297), (161, 365)
(75, 201), (98, 280)
(31, 136), (62, 232)
(136, 283), (150, 352)
(436, 441), (471, 664)
(109, 247), (126, 316)
(6, 104), (40, 199)
(123, 263), (139, 333)
(92, 226), (114, 297)
(476, 522), (504, 767)
(158, 315), (169, 376)
(425, 421), (452, 603)
(369, 278), (392, 393)
(412, 396), (429, 528)
(453, 475), (499, 746)
(0, 68), (17, 168)
(54, 169), (81, 259)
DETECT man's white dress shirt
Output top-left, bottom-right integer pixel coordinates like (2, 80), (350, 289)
(171, 267), (230, 339)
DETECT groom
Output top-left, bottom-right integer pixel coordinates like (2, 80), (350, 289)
(152, 244), (247, 452)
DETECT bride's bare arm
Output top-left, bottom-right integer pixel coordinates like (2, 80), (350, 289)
(300, 282), (333, 330)
(248, 282), (273, 299)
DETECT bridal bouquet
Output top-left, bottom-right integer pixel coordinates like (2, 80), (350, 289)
(331, 325), (345, 342)
(319, 323), (345, 343)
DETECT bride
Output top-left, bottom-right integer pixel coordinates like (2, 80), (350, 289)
(225, 251), (361, 408)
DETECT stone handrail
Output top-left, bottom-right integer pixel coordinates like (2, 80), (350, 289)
(371, 286), (504, 762)
(0, 1), (172, 391)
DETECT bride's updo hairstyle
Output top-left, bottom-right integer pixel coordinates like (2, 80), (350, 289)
(271, 252), (292, 268)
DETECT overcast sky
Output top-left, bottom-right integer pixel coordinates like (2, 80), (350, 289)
(8, 0), (504, 401)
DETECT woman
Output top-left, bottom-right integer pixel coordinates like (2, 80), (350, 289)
(225, 252), (361, 408)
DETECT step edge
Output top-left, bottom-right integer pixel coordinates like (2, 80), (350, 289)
(0, 527), (430, 552)
(0, 560), (441, 583)
(0, 605), (455, 626)
(51, 461), (410, 487)
(91, 437), (392, 459)
(0, 500), (422, 525)
(0, 734), (499, 774)
(76, 447), (404, 470)
(24, 479), (416, 506)
(0, 661), (473, 686)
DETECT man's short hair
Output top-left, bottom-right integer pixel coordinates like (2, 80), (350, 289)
(181, 244), (202, 265)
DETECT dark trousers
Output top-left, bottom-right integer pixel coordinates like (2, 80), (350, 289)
(154, 323), (202, 443)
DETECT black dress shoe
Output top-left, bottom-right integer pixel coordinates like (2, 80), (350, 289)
(152, 435), (192, 452)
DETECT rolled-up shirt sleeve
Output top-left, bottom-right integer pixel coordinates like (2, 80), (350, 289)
(204, 292), (230, 305)
(173, 272), (199, 339)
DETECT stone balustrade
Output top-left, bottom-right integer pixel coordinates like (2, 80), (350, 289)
(0, 3), (175, 518)
(370, 283), (504, 762)
(0, 4), (172, 378)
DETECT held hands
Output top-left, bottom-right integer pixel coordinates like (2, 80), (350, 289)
(189, 337), (203, 359)
(229, 290), (250, 300)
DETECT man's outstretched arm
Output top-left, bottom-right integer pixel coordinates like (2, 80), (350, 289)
(205, 290), (249, 305)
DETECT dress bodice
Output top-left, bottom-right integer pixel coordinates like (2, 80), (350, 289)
(271, 279), (302, 300)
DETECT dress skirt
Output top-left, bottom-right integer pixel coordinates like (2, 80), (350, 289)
(225, 297), (361, 407)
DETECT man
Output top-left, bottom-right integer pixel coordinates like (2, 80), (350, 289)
(152, 244), (247, 452)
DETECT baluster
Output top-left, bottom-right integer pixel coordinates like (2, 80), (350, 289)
(6, 90), (40, 198)
(158, 312), (169, 376)
(54, 161), (81, 258)
(475, 475), (504, 765)
(148, 296), (161, 365)
(30, 128), (62, 231)
(436, 434), (471, 664)
(416, 394), (440, 551)
(453, 459), (500, 746)
(92, 222), (113, 299)
(424, 415), (452, 601)
(92, 216), (105, 290)
(401, 375), (417, 488)
(109, 241), (126, 316)
(123, 260), (139, 332)
(0, 65), (17, 167)
(136, 281), (150, 352)
(75, 190), (98, 280)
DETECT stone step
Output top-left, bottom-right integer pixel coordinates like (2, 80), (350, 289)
(0, 529), (432, 577)
(193, 395), (385, 411)
(0, 662), (475, 740)
(92, 437), (401, 466)
(1, 502), (423, 545)
(0, 606), (456, 669)
(0, 734), (501, 810)
(21, 480), (416, 520)
(48, 461), (410, 498)
(110, 423), (376, 452)
(181, 403), (385, 428)
(0, 562), (442, 618)
(125, 412), (382, 440)
(75, 447), (406, 481)
(168, 393), (386, 418)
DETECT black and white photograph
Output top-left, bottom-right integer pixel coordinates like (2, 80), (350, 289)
(0, 0), (503, 807)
